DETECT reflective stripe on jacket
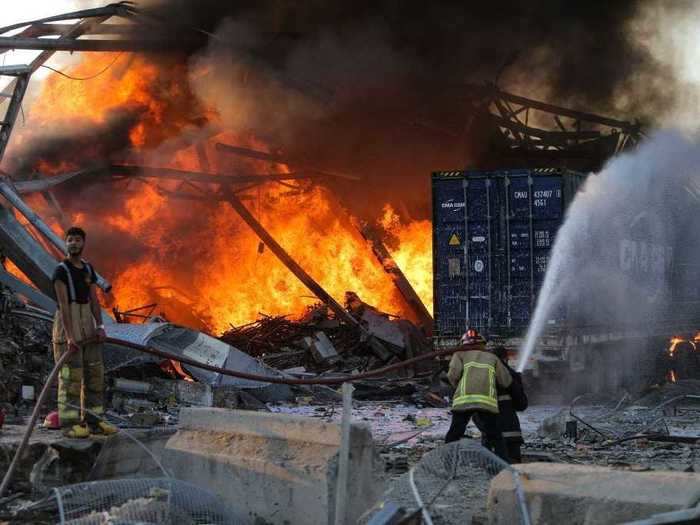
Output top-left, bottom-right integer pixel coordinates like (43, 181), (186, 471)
(447, 346), (512, 414)
(453, 361), (498, 411)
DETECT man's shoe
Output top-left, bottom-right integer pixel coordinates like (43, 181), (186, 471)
(62, 424), (90, 439)
(89, 421), (118, 436)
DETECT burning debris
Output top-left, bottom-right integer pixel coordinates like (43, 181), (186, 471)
(0, 1), (435, 336)
(666, 334), (700, 383)
(221, 295), (430, 375)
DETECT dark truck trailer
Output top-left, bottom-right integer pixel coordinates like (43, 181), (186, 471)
(432, 168), (585, 338)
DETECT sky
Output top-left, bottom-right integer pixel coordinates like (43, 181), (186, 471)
(0, 1), (108, 109)
(617, 2), (700, 130)
(1, 1), (102, 74)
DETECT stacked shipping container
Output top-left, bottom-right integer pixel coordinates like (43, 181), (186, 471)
(432, 168), (585, 337)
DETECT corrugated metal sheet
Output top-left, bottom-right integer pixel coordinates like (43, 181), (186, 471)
(105, 322), (168, 346)
(104, 322), (284, 389)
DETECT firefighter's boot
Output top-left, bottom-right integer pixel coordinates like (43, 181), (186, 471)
(89, 420), (118, 436)
(62, 423), (90, 439)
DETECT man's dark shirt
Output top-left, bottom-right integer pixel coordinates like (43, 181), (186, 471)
(52, 259), (97, 304)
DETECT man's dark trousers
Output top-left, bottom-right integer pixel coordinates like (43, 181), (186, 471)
(444, 410), (510, 462)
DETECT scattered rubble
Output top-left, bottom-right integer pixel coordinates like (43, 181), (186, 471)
(524, 384), (700, 478)
(219, 310), (368, 374)
(0, 291), (52, 424)
(4, 267), (700, 525)
(220, 296), (431, 379)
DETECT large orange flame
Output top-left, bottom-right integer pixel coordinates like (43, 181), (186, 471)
(12, 53), (433, 333)
(379, 204), (433, 310)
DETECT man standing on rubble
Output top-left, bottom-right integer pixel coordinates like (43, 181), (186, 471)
(52, 226), (117, 438)
(475, 346), (528, 463)
(445, 329), (512, 461)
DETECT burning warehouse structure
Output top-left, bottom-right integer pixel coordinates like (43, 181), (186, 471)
(0, 0), (675, 336)
(3, 2), (700, 524)
(0, 1), (445, 337)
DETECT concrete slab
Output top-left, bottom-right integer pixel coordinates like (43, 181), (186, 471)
(488, 462), (700, 525)
(163, 407), (385, 525)
(89, 428), (176, 480)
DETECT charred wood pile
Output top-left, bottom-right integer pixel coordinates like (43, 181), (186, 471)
(220, 295), (431, 376)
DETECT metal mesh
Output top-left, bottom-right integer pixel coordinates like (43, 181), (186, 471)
(54, 478), (238, 524)
(384, 440), (530, 525)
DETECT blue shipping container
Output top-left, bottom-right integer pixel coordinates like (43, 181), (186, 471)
(432, 168), (586, 337)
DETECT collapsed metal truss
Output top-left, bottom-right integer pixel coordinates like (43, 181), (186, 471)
(0, 3), (434, 327)
(465, 83), (644, 171)
(0, 3), (145, 164)
(11, 164), (354, 189)
(0, 3), (146, 295)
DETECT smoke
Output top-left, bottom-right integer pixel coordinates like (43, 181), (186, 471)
(629, 1), (700, 131)
(5, 1), (693, 220)
(5, 53), (208, 176)
(172, 1), (672, 111)
(171, 1), (684, 220)
(186, 18), (326, 142)
(518, 129), (700, 371)
(6, 1), (700, 330)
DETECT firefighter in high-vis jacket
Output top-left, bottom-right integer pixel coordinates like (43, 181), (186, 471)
(52, 226), (117, 439)
(445, 329), (512, 461)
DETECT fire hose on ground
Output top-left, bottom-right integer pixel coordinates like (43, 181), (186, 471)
(0, 336), (466, 498)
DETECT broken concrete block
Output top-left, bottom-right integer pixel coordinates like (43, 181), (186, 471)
(367, 336), (393, 361)
(536, 408), (570, 440)
(89, 428), (175, 480)
(30, 439), (102, 495)
(488, 462), (700, 524)
(303, 331), (339, 364)
(129, 411), (162, 427)
(163, 408), (385, 525)
(143, 378), (213, 407)
(113, 378), (152, 394)
(175, 381), (213, 407)
(111, 395), (157, 413)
